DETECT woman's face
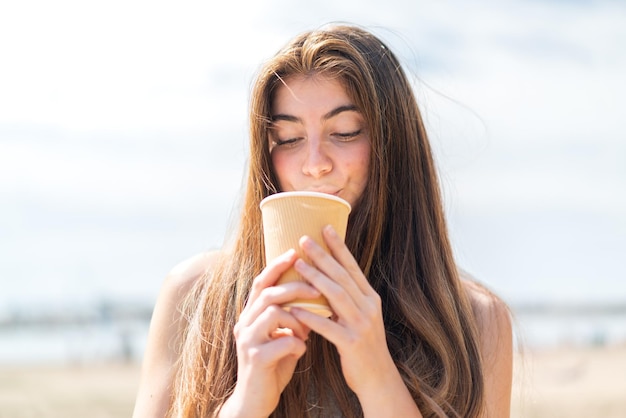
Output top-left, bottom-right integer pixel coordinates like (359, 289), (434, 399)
(269, 75), (370, 208)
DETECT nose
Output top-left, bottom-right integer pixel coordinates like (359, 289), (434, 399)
(302, 139), (332, 178)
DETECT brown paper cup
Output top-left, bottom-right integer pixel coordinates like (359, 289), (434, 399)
(260, 191), (351, 317)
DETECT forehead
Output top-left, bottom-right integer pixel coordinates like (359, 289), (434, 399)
(271, 74), (352, 114)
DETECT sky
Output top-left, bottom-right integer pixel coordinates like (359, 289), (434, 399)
(1, 0), (625, 312)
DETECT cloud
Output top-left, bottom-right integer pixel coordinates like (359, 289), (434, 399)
(1, 0), (625, 307)
(0, 0), (278, 131)
(0, 129), (245, 215)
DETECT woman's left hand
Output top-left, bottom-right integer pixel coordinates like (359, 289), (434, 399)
(290, 225), (395, 397)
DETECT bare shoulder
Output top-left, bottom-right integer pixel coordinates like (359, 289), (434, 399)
(151, 251), (222, 329)
(460, 273), (513, 416)
(132, 251), (222, 418)
(149, 249), (223, 356)
(165, 251), (222, 295)
(461, 277), (512, 340)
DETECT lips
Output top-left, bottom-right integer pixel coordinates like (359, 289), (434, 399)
(307, 188), (341, 196)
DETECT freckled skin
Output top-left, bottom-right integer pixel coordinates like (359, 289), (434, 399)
(269, 75), (370, 208)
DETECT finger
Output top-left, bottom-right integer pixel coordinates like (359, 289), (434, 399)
(258, 305), (311, 341)
(270, 325), (312, 340)
(239, 282), (320, 331)
(299, 235), (364, 303)
(290, 307), (344, 346)
(237, 322), (308, 368)
(255, 334), (308, 365)
(237, 304), (310, 344)
(270, 327), (294, 339)
(322, 225), (374, 295)
(245, 249), (297, 309)
(294, 257), (361, 322)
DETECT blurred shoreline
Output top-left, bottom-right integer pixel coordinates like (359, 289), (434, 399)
(1, 301), (625, 417)
(4, 299), (625, 326)
(1, 300), (626, 366)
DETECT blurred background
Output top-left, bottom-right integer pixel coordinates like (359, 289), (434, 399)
(1, 0), (625, 415)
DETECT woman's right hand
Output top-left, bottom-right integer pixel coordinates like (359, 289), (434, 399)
(219, 249), (319, 418)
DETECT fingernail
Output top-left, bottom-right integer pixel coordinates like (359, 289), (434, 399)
(325, 225), (337, 236)
(308, 287), (321, 296)
(299, 235), (312, 248)
(294, 259), (305, 271)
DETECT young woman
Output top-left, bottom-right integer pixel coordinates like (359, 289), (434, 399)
(133, 24), (513, 418)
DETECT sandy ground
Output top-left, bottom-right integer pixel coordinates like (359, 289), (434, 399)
(1, 345), (625, 417)
(511, 344), (626, 418)
(0, 362), (139, 418)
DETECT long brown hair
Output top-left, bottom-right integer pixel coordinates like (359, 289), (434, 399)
(169, 24), (485, 417)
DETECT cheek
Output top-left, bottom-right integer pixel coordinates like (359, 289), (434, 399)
(271, 153), (293, 189)
(352, 147), (371, 185)
(346, 159), (367, 181)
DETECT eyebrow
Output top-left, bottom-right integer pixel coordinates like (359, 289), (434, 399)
(271, 104), (360, 123)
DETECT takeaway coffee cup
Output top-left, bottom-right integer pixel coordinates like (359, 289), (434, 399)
(260, 191), (351, 317)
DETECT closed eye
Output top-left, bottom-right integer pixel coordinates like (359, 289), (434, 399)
(273, 137), (303, 147)
(332, 130), (362, 141)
